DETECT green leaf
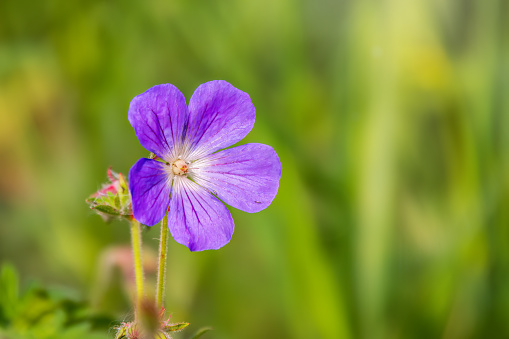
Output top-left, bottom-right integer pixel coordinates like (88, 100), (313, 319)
(190, 327), (212, 339)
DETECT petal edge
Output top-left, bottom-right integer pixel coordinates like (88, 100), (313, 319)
(186, 81), (255, 159)
(192, 143), (282, 213)
(128, 84), (189, 159)
(129, 158), (171, 226)
(168, 178), (234, 251)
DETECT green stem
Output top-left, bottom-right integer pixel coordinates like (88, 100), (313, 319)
(130, 220), (144, 318)
(156, 214), (169, 310)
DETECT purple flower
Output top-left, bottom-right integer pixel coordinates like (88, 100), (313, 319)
(128, 81), (282, 251)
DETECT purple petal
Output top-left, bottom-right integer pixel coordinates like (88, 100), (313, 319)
(168, 178), (234, 251)
(129, 158), (171, 226)
(128, 84), (189, 159)
(186, 81), (255, 158)
(193, 143), (282, 213)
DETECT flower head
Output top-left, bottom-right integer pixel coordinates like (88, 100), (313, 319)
(128, 81), (281, 251)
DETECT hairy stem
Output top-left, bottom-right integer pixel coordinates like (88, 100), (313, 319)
(156, 214), (169, 310)
(130, 219), (144, 318)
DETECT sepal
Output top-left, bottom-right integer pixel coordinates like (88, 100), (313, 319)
(113, 307), (190, 339)
(163, 322), (189, 332)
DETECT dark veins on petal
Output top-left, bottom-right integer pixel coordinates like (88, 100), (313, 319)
(150, 108), (171, 154)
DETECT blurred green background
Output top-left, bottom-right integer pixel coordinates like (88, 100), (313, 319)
(1, 0), (508, 338)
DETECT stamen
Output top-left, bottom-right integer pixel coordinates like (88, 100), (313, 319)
(171, 159), (188, 175)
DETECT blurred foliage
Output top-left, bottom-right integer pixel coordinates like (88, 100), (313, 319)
(0, 263), (112, 339)
(0, 0), (508, 338)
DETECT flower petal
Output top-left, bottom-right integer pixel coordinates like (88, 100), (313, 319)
(168, 177), (234, 251)
(193, 143), (282, 213)
(128, 84), (189, 159)
(186, 80), (255, 158)
(129, 158), (171, 226)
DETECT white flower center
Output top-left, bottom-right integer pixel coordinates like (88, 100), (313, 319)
(171, 159), (188, 175)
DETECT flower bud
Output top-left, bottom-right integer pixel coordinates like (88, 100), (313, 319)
(86, 167), (133, 222)
(112, 307), (189, 339)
